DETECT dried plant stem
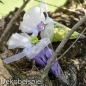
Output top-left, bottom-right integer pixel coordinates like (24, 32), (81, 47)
(35, 0), (84, 15)
(77, 0), (86, 15)
(43, 15), (86, 74)
(58, 28), (86, 60)
(0, 0), (30, 46)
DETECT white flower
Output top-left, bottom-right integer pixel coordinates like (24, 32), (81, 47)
(7, 33), (31, 49)
(19, 6), (45, 36)
(4, 34), (51, 64)
(19, 2), (55, 37)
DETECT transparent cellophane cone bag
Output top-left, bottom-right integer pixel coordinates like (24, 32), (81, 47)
(3, 34), (67, 84)
(26, 38), (68, 84)
(40, 21), (86, 42)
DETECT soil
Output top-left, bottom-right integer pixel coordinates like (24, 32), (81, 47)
(0, 2), (86, 86)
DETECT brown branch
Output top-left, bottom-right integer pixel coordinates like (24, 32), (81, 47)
(35, 0), (84, 15)
(0, 0), (30, 46)
(43, 15), (86, 74)
(58, 28), (86, 60)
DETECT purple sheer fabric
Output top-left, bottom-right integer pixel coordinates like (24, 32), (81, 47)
(31, 47), (61, 77)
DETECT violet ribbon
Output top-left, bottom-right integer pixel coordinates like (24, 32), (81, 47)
(3, 44), (33, 64)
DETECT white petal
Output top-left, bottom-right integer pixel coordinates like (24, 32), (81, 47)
(39, 1), (49, 24)
(40, 23), (54, 40)
(44, 17), (54, 24)
(26, 38), (51, 59)
(19, 6), (45, 33)
(24, 6), (45, 25)
(19, 22), (33, 33)
(7, 33), (30, 49)
(20, 33), (31, 40)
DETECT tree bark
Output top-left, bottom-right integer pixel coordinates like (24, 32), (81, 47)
(0, 58), (12, 86)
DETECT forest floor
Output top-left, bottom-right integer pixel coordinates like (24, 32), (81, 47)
(0, 1), (86, 86)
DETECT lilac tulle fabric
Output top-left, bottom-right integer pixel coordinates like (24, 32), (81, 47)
(31, 47), (61, 77)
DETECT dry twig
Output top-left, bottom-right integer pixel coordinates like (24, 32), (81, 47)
(58, 28), (86, 60)
(35, 0), (84, 15)
(0, 0), (31, 46)
(0, 16), (5, 29)
(77, 0), (86, 15)
(43, 15), (86, 74)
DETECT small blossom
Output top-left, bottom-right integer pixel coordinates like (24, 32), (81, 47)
(19, 3), (55, 37)
(30, 36), (39, 44)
